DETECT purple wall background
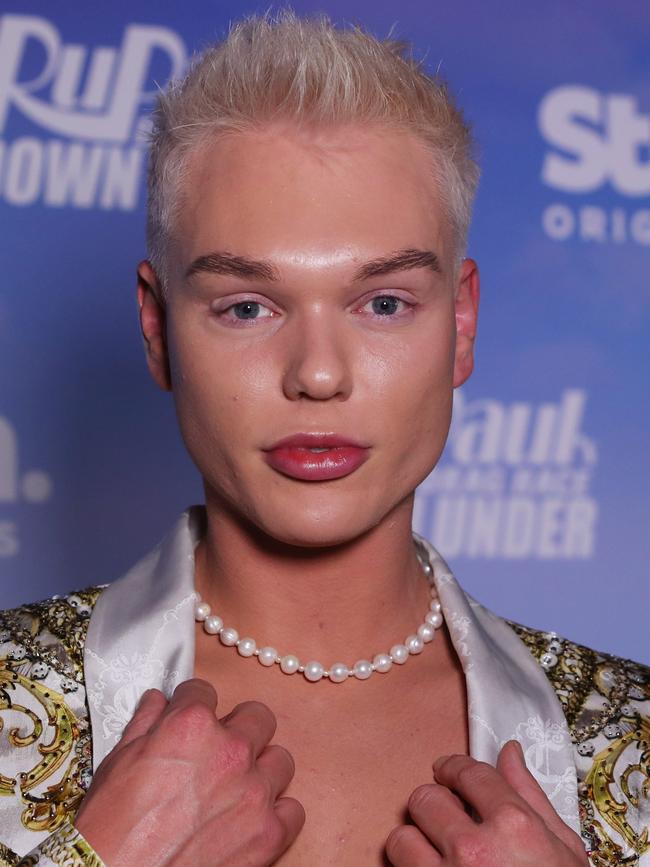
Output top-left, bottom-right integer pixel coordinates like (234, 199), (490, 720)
(1, 1), (648, 662)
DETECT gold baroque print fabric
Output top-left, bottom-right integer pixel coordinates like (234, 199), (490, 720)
(15, 821), (104, 867)
(0, 587), (106, 867)
(510, 622), (650, 866)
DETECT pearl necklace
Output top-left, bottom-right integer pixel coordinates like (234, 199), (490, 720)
(193, 546), (444, 683)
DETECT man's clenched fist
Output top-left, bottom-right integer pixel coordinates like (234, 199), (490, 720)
(74, 678), (304, 866)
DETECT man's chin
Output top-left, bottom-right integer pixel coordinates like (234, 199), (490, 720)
(202, 477), (411, 549)
(238, 504), (392, 551)
(254, 515), (380, 550)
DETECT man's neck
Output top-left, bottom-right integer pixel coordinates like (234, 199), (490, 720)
(193, 494), (433, 665)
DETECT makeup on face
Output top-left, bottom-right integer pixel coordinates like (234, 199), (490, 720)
(162, 124), (465, 547)
(263, 433), (371, 481)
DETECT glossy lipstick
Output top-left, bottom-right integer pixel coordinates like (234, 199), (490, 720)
(263, 434), (370, 481)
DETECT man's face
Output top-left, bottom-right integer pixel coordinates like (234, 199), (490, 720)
(139, 123), (478, 546)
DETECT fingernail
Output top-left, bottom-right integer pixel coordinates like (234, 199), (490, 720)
(513, 740), (525, 762)
(433, 755), (449, 774)
(137, 689), (152, 709)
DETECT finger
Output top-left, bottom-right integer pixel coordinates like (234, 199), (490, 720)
(116, 688), (168, 750)
(163, 677), (219, 716)
(272, 796), (306, 852)
(496, 741), (561, 824)
(407, 783), (474, 855)
(220, 700), (277, 758)
(144, 679), (220, 748)
(433, 754), (527, 822)
(385, 824), (442, 866)
(256, 744), (296, 799)
(497, 741), (588, 856)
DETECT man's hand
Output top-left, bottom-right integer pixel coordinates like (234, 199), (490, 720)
(385, 740), (589, 866)
(73, 678), (304, 867)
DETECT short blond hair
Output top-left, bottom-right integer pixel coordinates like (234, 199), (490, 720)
(146, 9), (480, 289)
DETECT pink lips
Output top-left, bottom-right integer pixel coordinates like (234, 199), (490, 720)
(263, 433), (370, 481)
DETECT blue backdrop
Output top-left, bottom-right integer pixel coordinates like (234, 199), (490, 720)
(1, 1), (648, 663)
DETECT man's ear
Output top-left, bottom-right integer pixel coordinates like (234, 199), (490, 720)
(452, 257), (480, 388)
(136, 260), (171, 392)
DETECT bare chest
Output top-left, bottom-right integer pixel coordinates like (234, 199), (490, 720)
(275, 714), (467, 866)
(195, 630), (468, 865)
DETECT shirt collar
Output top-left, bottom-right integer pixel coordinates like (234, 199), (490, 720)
(415, 533), (580, 831)
(84, 507), (579, 832)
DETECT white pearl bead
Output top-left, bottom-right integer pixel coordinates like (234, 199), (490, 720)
(425, 610), (443, 628)
(353, 660), (373, 680)
(422, 562), (433, 577)
(417, 623), (436, 643)
(204, 615), (223, 635)
(279, 654), (299, 674)
(303, 661), (324, 682)
(237, 637), (257, 657)
(430, 599), (442, 613)
(373, 653), (392, 673)
(329, 663), (349, 683)
(258, 647), (278, 666)
(406, 634), (424, 654)
(220, 627), (239, 646)
(390, 644), (409, 664)
(194, 601), (211, 621)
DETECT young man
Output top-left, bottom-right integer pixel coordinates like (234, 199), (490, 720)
(0, 11), (647, 867)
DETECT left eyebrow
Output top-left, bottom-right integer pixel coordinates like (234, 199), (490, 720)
(352, 248), (441, 281)
(184, 247), (441, 283)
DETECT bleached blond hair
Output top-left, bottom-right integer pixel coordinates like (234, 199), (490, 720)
(146, 9), (480, 290)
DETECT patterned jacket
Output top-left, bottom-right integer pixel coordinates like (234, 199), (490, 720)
(0, 511), (648, 865)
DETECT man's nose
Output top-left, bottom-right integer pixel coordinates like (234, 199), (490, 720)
(281, 310), (353, 402)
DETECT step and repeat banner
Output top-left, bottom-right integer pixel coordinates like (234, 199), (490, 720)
(1, 1), (648, 662)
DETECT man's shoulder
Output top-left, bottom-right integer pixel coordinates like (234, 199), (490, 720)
(506, 619), (649, 740)
(506, 621), (650, 862)
(0, 584), (108, 681)
(0, 586), (108, 861)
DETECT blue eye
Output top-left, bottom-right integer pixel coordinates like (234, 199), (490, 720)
(232, 301), (262, 319)
(212, 297), (276, 326)
(370, 296), (402, 316)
